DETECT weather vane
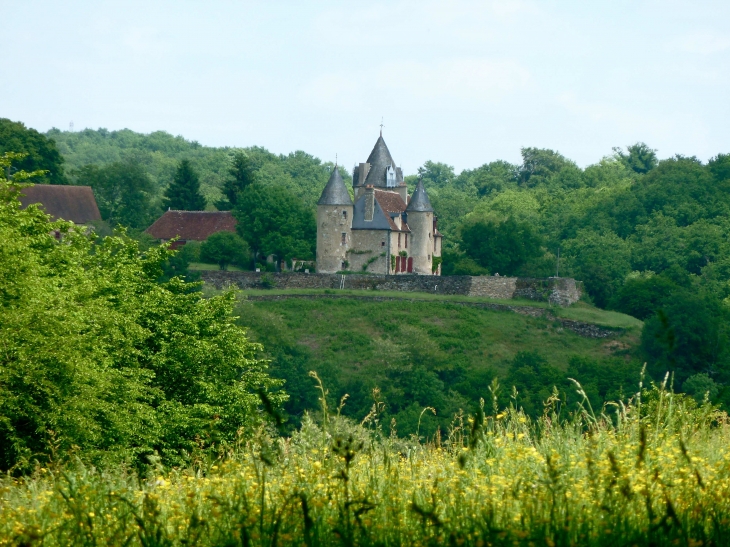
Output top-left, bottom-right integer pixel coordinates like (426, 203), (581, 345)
(380, 117), (384, 136)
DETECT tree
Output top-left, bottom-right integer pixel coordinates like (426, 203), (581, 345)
(0, 153), (284, 471)
(215, 151), (257, 210)
(641, 290), (729, 386)
(0, 119), (68, 184)
(458, 217), (544, 276)
(518, 148), (583, 189)
(233, 183), (316, 270)
(163, 159), (206, 211)
(613, 142), (658, 174)
(74, 160), (157, 229)
(200, 231), (249, 270)
(418, 161), (456, 188)
(610, 274), (679, 320)
(562, 230), (632, 308)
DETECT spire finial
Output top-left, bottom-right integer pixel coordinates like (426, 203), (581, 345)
(380, 117), (384, 136)
(335, 153), (338, 167)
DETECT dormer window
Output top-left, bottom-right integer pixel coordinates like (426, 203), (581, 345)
(386, 165), (396, 188)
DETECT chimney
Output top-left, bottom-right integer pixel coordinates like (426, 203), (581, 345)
(359, 163), (371, 186)
(364, 185), (374, 221)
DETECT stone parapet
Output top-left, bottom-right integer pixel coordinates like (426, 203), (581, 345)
(200, 272), (582, 306)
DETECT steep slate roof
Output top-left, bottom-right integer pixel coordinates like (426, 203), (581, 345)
(19, 184), (101, 224)
(405, 179), (434, 212)
(317, 167), (353, 205)
(360, 135), (405, 188)
(145, 210), (237, 241)
(352, 189), (410, 232)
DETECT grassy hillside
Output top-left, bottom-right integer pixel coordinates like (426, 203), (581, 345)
(231, 292), (642, 435)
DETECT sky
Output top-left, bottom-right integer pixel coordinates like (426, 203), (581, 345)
(2, 0), (729, 174)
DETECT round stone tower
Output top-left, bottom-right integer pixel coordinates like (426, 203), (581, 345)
(316, 167), (353, 273)
(405, 178), (435, 275)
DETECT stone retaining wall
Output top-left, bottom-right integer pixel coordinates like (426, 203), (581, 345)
(200, 271), (581, 306)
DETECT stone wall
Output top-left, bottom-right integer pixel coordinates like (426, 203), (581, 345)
(200, 271), (582, 306)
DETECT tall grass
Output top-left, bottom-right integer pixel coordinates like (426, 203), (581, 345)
(2, 374), (728, 546)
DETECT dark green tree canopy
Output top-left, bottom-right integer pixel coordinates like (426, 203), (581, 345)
(163, 159), (207, 211)
(459, 217), (544, 276)
(233, 183), (316, 267)
(518, 148), (582, 188)
(614, 142), (658, 174)
(200, 231), (249, 270)
(215, 151), (257, 210)
(0, 119), (67, 184)
(74, 160), (157, 229)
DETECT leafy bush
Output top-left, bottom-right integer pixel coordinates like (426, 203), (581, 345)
(0, 154), (284, 472)
(200, 231), (249, 270)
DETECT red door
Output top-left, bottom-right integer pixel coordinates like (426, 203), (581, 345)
(407, 257), (413, 273)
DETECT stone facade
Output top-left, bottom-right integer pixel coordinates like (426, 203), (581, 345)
(200, 271), (582, 306)
(316, 204), (352, 273)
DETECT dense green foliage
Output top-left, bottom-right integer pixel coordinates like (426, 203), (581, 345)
(215, 150), (257, 210)
(49, 128), (345, 208)
(3, 382), (729, 546)
(163, 159), (207, 211)
(452, 217), (545, 276)
(199, 231), (249, 270)
(74, 160), (158, 229)
(233, 183), (317, 269)
(0, 154), (283, 472)
(0, 119), (67, 184)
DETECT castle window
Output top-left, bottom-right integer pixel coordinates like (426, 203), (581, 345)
(341, 233), (346, 245)
(386, 165), (396, 187)
(381, 241), (385, 246)
(343, 210), (347, 220)
(405, 234), (408, 248)
(398, 233), (401, 249)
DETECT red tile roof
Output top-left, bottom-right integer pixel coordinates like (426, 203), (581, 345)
(19, 184), (101, 224)
(374, 189), (410, 232)
(145, 210), (237, 241)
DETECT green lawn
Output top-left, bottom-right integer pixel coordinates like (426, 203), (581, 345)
(188, 262), (246, 271)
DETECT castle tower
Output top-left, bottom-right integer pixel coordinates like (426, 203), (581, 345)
(316, 167), (353, 273)
(405, 178), (435, 275)
(352, 134), (407, 203)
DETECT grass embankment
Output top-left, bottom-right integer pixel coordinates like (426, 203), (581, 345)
(228, 290), (643, 433)
(2, 386), (727, 546)
(235, 288), (643, 329)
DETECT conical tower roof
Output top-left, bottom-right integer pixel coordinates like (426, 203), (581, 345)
(362, 135), (402, 188)
(405, 178), (434, 212)
(318, 167), (353, 206)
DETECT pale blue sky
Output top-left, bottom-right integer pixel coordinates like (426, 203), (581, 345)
(2, 0), (729, 173)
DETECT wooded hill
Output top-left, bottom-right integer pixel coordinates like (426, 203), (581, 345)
(2, 119), (728, 408)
